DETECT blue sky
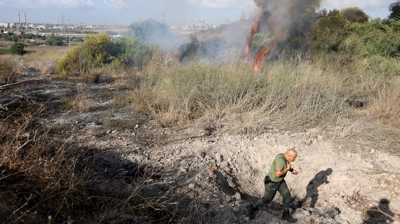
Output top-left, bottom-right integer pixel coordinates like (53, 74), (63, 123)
(0, 0), (395, 26)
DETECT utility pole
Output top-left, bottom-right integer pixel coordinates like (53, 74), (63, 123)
(57, 13), (65, 35)
(17, 11), (20, 29)
(60, 13), (65, 35)
(161, 13), (167, 25)
(67, 19), (70, 46)
(24, 12), (26, 30)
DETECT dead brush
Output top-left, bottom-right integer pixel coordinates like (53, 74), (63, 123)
(345, 189), (399, 223)
(25, 60), (54, 76)
(0, 56), (22, 84)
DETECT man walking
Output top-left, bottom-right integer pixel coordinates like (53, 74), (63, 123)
(247, 148), (298, 222)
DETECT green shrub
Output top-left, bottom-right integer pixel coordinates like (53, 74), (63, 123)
(112, 37), (154, 70)
(55, 33), (155, 78)
(178, 35), (207, 61)
(45, 33), (64, 46)
(55, 33), (112, 76)
(55, 44), (84, 78)
(3, 32), (17, 42)
(9, 43), (27, 55)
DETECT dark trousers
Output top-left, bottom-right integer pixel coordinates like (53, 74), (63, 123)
(254, 179), (291, 210)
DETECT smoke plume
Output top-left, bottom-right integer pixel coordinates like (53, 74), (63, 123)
(253, 0), (322, 41)
(247, 0), (322, 71)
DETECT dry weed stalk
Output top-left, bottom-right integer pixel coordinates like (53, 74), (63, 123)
(345, 189), (399, 223)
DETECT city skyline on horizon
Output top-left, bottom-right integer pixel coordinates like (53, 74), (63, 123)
(0, 0), (396, 27)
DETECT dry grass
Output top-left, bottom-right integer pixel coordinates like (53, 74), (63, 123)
(102, 55), (400, 154)
(23, 45), (69, 62)
(127, 58), (349, 131)
(0, 56), (22, 84)
(364, 76), (400, 128)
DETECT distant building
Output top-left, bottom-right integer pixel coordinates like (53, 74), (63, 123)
(0, 23), (10, 28)
(37, 25), (47, 30)
(181, 19), (214, 31)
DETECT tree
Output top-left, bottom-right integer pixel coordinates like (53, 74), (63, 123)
(178, 35), (207, 61)
(282, 6), (319, 55)
(128, 19), (169, 42)
(9, 43), (27, 55)
(309, 10), (349, 55)
(45, 34), (63, 46)
(341, 7), (369, 23)
(389, 1), (400, 20)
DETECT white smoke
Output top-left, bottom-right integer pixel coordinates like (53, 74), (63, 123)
(253, 0), (322, 41)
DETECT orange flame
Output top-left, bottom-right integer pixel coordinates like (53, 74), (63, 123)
(253, 41), (275, 72)
(245, 12), (264, 61)
(245, 10), (276, 71)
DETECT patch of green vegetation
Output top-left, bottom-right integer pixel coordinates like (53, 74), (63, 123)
(55, 33), (155, 81)
(9, 43), (27, 55)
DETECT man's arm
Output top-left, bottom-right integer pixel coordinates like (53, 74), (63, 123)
(275, 162), (292, 177)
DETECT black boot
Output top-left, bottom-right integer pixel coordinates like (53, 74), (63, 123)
(246, 204), (257, 219)
(281, 209), (297, 223)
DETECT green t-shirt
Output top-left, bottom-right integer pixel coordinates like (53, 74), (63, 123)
(267, 154), (288, 182)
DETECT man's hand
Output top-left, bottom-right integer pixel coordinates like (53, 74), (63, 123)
(286, 161), (292, 171)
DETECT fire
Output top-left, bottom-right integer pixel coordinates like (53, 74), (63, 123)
(253, 41), (275, 72)
(245, 12), (263, 60)
(245, 10), (275, 72)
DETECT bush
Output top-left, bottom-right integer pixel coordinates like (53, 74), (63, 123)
(9, 43), (27, 55)
(112, 37), (154, 70)
(178, 35), (207, 61)
(45, 33), (64, 46)
(55, 33), (155, 78)
(281, 5), (319, 55)
(3, 32), (17, 42)
(55, 33), (112, 76)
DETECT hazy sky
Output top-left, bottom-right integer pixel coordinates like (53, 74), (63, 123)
(0, 0), (395, 26)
